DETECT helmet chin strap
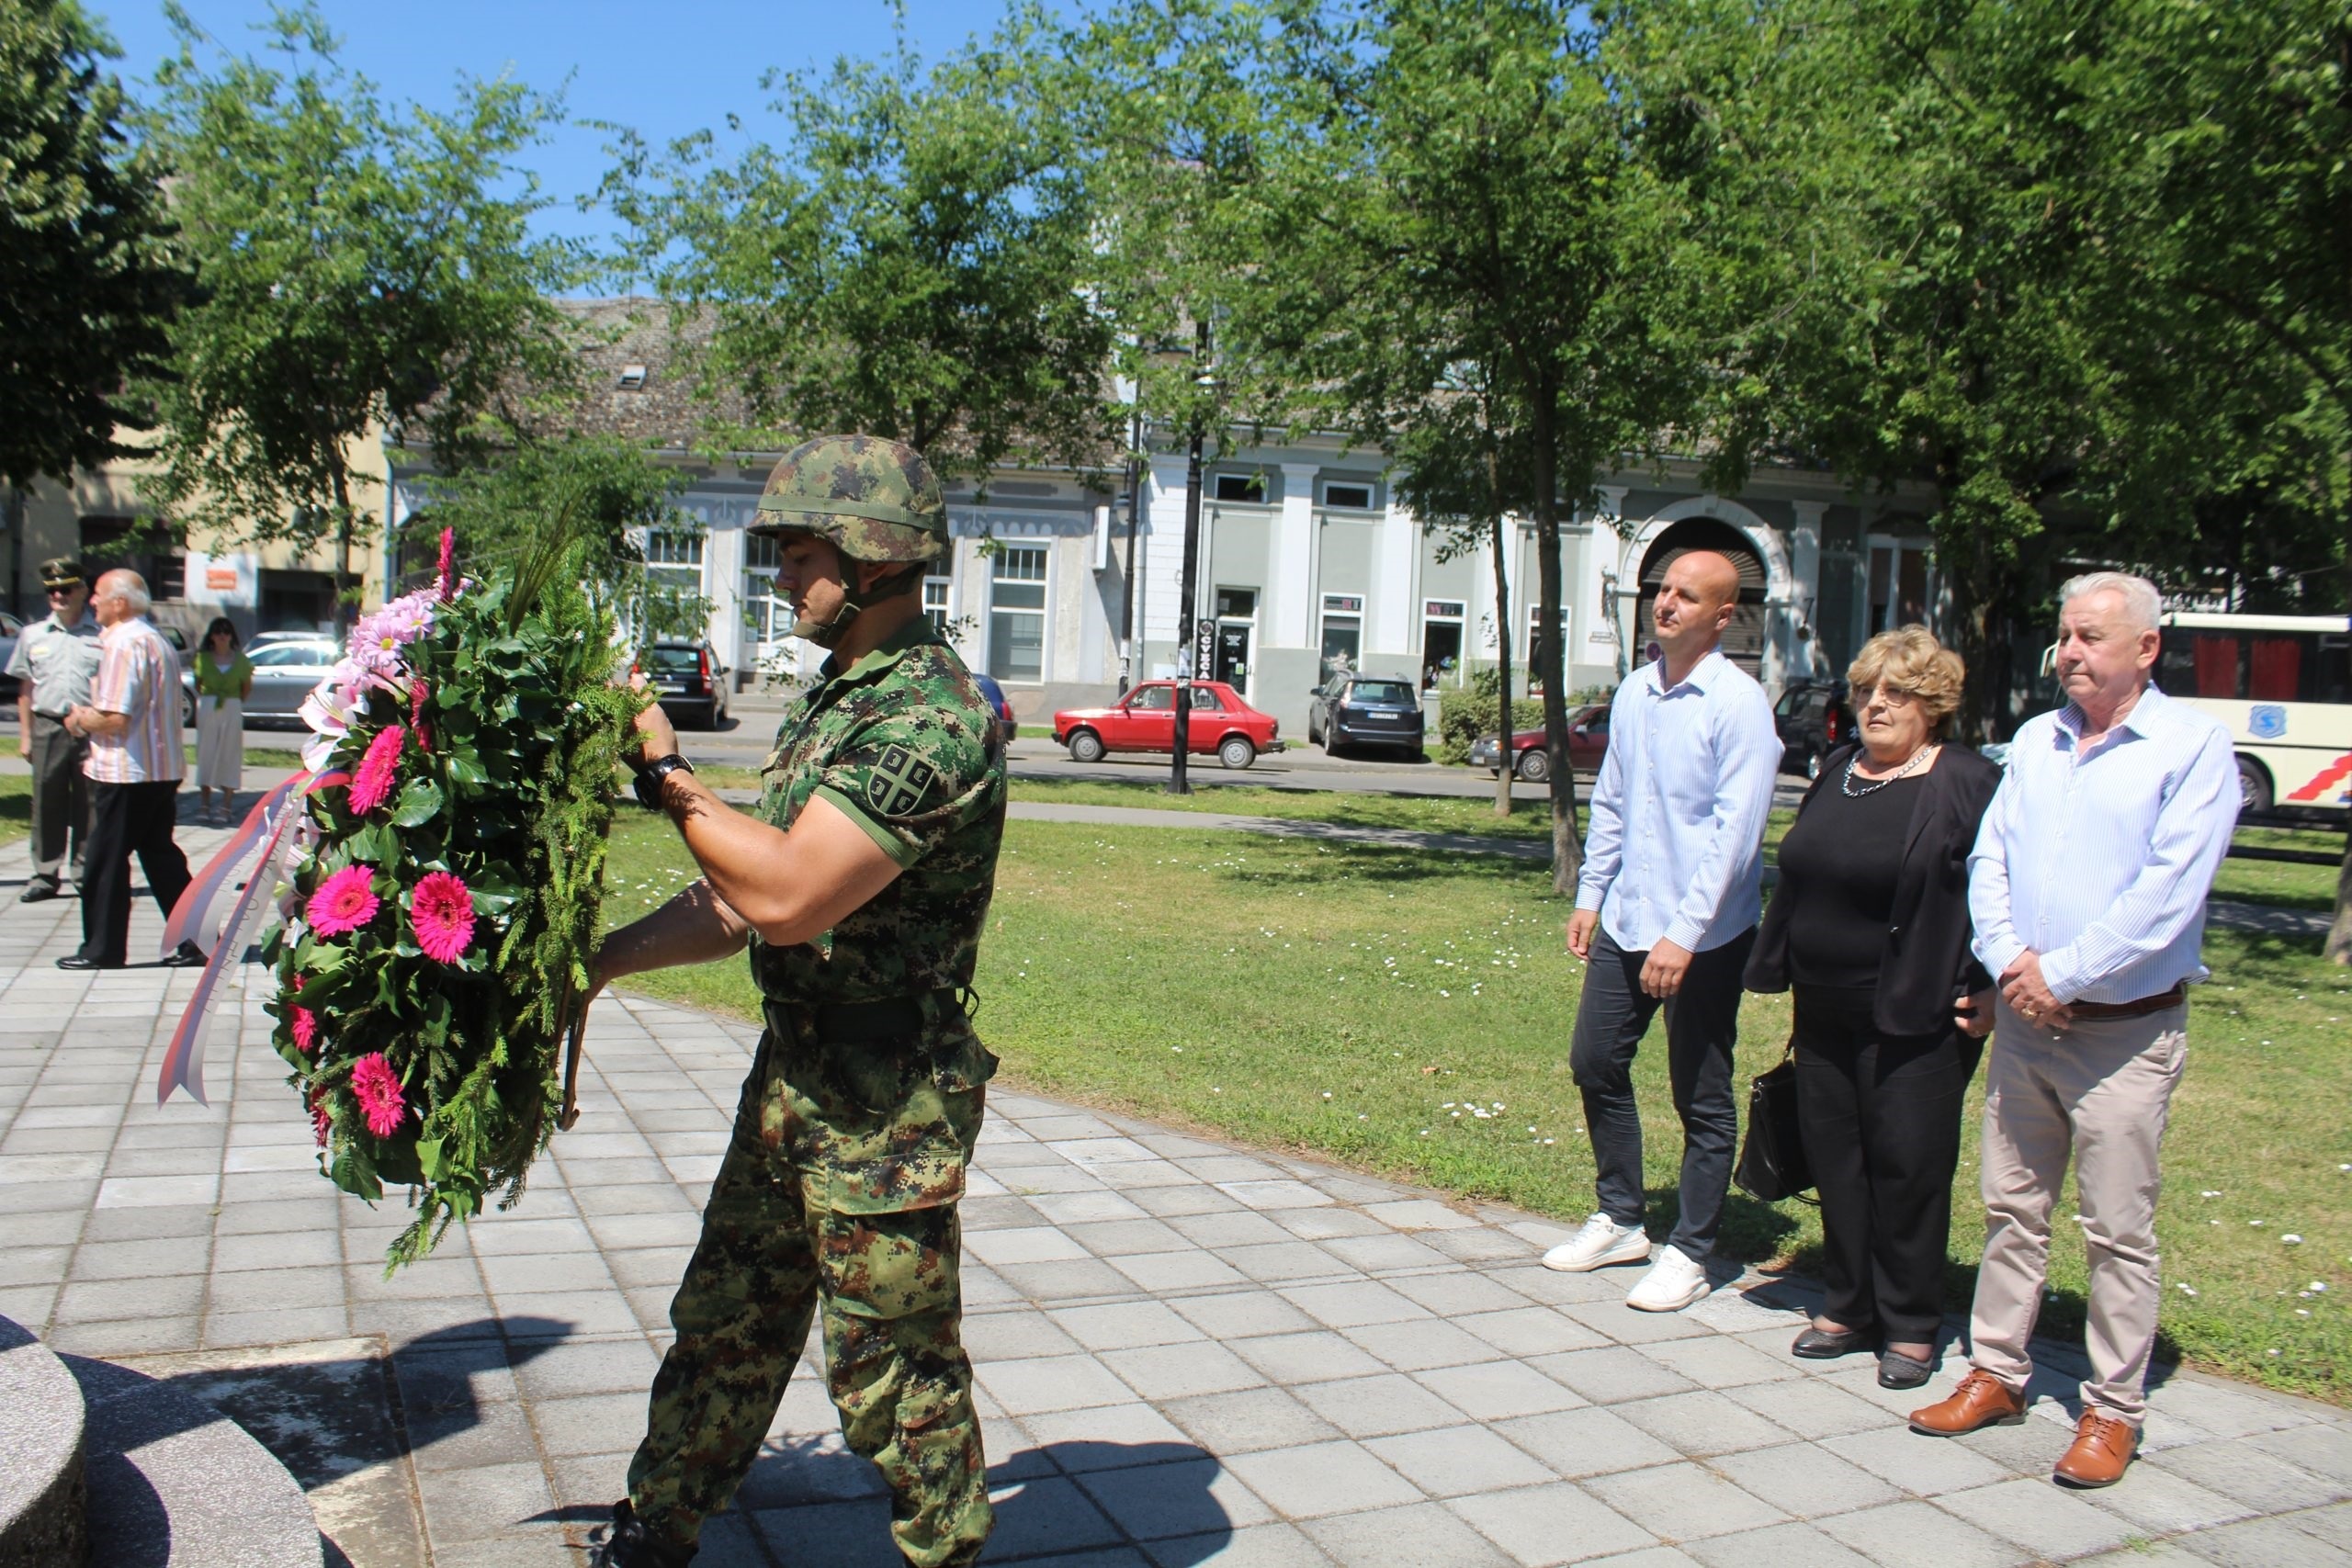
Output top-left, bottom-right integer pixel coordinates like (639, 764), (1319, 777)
(792, 596), (860, 649)
(791, 558), (925, 650)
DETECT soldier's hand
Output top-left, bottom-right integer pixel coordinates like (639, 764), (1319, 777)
(625, 671), (679, 764)
(15, 736), (26, 760)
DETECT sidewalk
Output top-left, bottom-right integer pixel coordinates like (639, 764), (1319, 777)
(1, 813), (2347, 1566)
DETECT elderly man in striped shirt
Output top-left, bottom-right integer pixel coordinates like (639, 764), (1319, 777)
(58, 570), (203, 972)
(1910, 570), (2238, 1489)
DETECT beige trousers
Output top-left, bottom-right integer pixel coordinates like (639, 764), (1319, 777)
(1968, 999), (2188, 1424)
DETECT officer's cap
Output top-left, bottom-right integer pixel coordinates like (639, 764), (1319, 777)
(39, 558), (87, 591)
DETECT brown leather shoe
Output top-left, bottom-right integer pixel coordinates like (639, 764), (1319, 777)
(1908, 1370), (2026, 1436)
(2053, 1409), (2138, 1487)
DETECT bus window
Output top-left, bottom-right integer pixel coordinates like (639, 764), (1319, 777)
(2249, 637), (2301, 701)
(2183, 632), (2243, 698)
(2312, 636), (2352, 704)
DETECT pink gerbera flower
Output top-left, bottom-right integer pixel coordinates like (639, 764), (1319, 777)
(437, 526), (458, 603)
(409, 871), (476, 964)
(348, 724), (406, 815)
(350, 1052), (407, 1138)
(409, 678), (431, 752)
(310, 1087), (332, 1146)
(287, 974), (319, 1054)
(307, 864), (380, 937)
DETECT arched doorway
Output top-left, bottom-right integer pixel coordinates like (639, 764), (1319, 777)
(1636, 518), (1770, 680)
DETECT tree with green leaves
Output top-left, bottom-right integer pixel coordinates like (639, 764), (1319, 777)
(602, 6), (1114, 484)
(399, 434), (711, 641)
(1227, 0), (1716, 886)
(141, 2), (580, 635)
(2071, 0), (2352, 959)
(0, 0), (187, 599)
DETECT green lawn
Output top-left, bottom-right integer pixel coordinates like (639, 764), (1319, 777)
(600, 812), (2350, 1404)
(0, 772), (27, 848)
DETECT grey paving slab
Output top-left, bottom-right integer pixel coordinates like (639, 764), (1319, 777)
(3, 826), (2347, 1568)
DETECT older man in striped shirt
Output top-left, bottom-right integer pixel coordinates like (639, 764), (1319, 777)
(59, 570), (202, 971)
(1910, 570), (2238, 1489)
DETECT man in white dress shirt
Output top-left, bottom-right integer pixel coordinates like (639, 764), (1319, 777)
(1544, 549), (1782, 1312)
(1911, 570), (2238, 1490)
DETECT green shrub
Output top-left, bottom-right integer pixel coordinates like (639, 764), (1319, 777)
(1437, 694), (1546, 765)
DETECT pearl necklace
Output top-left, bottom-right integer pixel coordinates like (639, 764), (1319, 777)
(1842, 743), (1935, 797)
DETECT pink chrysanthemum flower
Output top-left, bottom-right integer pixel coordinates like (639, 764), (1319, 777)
(437, 527), (458, 603)
(350, 1052), (407, 1138)
(307, 864), (380, 938)
(348, 724), (406, 815)
(409, 871), (476, 964)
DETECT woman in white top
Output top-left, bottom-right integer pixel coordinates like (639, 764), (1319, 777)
(192, 616), (253, 825)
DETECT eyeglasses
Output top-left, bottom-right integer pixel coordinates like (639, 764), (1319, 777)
(46, 584), (80, 595)
(1860, 682), (1919, 707)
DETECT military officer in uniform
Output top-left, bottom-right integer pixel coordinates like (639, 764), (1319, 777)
(7, 558), (103, 901)
(591, 435), (1006, 1568)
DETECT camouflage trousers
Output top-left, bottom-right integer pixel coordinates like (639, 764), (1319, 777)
(626, 1024), (991, 1567)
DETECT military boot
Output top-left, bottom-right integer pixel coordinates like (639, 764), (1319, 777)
(590, 1499), (695, 1568)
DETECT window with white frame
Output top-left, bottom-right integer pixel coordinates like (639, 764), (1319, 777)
(1320, 592), (1363, 677)
(988, 546), (1046, 682)
(743, 531), (785, 642)
(1321, 479), (1375, 510)
(645, 528), (705, 590)
(1212, 472), (1269, 503)
(923, 575), (952, 635)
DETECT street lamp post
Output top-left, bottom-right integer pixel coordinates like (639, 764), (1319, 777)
(1118, 403), (1144, 697)
(1169, 417), (1204, 795)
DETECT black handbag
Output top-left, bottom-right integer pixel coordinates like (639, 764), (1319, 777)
(1734, 1042), (1815, 1203)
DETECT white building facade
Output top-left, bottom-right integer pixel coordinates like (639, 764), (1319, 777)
(532, 435), (1938, 740)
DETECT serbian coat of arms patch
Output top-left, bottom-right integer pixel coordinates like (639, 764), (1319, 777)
(865, 743), (939, 818)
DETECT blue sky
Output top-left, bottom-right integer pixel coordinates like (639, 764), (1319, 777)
(90, 0), (1040, 250)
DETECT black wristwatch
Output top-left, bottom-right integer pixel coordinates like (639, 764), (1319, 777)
(633, 752), (695, 811)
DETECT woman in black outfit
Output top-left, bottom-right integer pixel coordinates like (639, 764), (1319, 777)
(1747, 626), (2000, 1390)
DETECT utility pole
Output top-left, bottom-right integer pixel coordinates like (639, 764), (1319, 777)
(1169, 416), (1204, 795)
(1118, 402), (1145, 696)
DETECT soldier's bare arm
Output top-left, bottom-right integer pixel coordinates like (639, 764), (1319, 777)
(652, 778), (904, 946)
(626, 684), (906, 947)
(592, 877), (749, 1001)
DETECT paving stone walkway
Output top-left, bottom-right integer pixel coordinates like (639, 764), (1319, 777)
(1, 813), (2348, 1566)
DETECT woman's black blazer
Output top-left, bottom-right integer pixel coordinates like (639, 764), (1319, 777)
(1744, 741), (2003, 1037)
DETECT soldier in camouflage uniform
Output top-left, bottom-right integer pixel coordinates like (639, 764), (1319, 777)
(591, 435), (1007, 1568)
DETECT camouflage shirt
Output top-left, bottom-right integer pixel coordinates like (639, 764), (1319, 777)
(752, 615), (1007, 1027)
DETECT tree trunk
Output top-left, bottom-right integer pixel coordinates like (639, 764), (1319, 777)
(1491, 513), (1513, 818)
(1528, 398), (1580, 892)
(332, 469), (356, 642)
(2328, 447), (2352, 964)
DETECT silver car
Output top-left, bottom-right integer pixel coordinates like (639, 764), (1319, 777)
(182, 636), (343, 727)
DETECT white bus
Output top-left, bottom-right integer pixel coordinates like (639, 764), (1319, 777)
(2156, 612), (2352, 814)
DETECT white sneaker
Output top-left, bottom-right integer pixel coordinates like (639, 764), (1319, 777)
(1624, 1245), (1711, 1312)
(1542, 1213), (1652, 1272)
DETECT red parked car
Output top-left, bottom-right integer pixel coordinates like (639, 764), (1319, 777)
(1466, 702), (1611, 782)
(1053, 681), (1285, 770)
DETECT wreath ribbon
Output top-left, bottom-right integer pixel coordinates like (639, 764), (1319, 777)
(155, 770), (349, 1107)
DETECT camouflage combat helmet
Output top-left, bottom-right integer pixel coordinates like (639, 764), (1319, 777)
(751, 434), (947, 564)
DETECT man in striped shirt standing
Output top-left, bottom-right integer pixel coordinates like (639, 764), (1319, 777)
(1910, 570), (2238, 1488)
(58, 570), (202, 971)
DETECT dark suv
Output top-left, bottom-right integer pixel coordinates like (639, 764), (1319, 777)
(639, 639), (731, 729)
(1308, 673), (1426, 758)
(1774, 678), (1855, 780)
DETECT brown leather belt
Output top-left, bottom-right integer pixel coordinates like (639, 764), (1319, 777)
(2062, 984), (2187, 1021)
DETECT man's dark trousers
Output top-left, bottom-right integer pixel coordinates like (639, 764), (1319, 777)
(78, 780), (191, 965)
(27, 714), (90, 883)
(1569, 925), (1755, 1265)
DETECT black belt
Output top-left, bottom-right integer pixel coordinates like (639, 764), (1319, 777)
(2063, 984), (2187, 1021)
(765, 990), (967, 1043)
